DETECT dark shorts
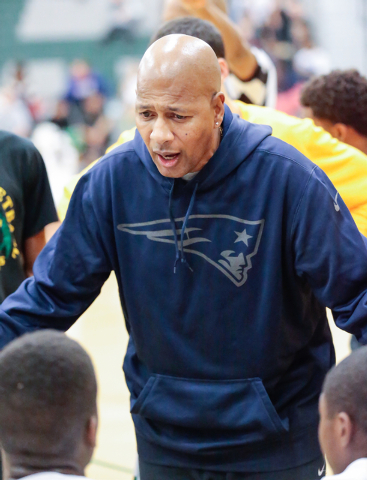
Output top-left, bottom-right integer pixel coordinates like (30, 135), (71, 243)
(139, 455), (325, 480)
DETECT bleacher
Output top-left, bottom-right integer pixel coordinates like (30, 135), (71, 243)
(0, 0), (150, 93)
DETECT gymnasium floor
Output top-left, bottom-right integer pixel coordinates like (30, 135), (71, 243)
(67, 273), (352, 479)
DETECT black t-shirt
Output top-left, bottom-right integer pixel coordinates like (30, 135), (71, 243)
(0, 130), (58, 302)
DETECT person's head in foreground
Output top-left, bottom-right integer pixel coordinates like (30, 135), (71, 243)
(0, 330), (97, 480)
(319, 346), (367, 477)
(135, 33), (225, 178)
(301, 70), (367, 155)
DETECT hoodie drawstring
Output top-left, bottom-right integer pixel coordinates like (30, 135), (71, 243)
(168, 181), (180, 273)
(180, 183), (198, 272)
(168, 181), (198, 273)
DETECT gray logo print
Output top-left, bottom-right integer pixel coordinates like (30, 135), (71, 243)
(118, 214), (264, 287)
(334, 192), (340, 212)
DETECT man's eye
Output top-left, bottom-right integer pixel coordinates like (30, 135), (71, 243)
(140, 112), (151, 118)
(174, 114), (186, 120)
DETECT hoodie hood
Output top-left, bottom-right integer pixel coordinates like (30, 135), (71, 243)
(133, 104), (272, 193)
(133, 104), (272, 273)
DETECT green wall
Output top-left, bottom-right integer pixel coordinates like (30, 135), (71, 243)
(0, 0), (149, 91)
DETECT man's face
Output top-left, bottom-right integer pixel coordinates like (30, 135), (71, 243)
(136, 75), (223, 178)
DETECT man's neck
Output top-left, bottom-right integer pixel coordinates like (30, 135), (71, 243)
(5, 455), (84, 480)
(353, 134), (367, 156)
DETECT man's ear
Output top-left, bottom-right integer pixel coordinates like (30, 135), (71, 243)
(336, 412), (353, 448)
(332, 123), (349, 142)
(85, 414), (98, 449)
(212, 91), (225, 126)
(218, 58), (230, 80)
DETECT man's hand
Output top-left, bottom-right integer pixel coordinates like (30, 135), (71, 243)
(180, 0), (207, 11)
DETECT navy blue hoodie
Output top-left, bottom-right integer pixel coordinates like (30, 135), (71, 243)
(2, 107), (367, 472)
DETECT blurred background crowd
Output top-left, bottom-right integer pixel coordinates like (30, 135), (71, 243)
(0, 0), (366, 204)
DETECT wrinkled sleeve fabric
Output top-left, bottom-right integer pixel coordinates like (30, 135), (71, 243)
(292, 166), (367, 343)
(0, 173), (112, 348)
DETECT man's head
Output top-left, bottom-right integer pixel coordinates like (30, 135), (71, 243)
(301, 70), (367, 153)
(136, 33), (225, 178)
(319, 347), (367, 474)
(0, 330), (97, 476)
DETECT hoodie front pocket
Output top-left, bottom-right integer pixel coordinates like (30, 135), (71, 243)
(131, 374), (289, 442)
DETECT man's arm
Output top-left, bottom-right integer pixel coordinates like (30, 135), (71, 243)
(292, 166), (367, 342)
(0, 173), (112, 348)
(164, 0), (258, 80)
(23, 230), (46, 277)
(183, 0), (258, 80)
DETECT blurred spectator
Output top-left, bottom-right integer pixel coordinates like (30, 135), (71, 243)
(1, 61), (47, 125)
(64, 59), (109, 108)
(228, 0), (331, 115)
(81, 92), (111, 165)
(61, 59), (112, 166)
(103, 0), (144, 44)
(256, 7), (297, 92)
(51, 99), (71, 130)
(0, 87), (33, 138)
(31, 121), (79, 205)
(292, 19), (331, 79)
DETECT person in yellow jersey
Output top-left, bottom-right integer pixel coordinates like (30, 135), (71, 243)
(59, 18), (367, 240)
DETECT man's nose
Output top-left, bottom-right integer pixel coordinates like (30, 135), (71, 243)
(150, 117), (174, 145)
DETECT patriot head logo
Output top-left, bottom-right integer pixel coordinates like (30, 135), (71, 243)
(117, 214), (264, 287)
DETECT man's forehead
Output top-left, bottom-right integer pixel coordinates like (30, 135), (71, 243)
(135, 92), (205, 112)
(136, 79), (210, 104)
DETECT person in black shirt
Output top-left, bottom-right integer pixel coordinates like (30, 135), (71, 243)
(0, 130), (58, 303)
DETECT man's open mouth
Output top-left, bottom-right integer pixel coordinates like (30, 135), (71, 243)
(156, 153), (180, 166)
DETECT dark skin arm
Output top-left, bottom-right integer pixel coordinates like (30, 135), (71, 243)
(163, 0), (258, 80)
(23, 230), (46, 278)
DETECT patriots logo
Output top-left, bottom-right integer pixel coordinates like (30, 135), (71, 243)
(117, 214), (264, 287)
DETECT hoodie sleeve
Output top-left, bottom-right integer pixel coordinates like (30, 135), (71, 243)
(292, 166), (367, 344)
(0, 173), (112, 348)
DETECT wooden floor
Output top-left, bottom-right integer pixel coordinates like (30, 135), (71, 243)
(67, 273), (352, 479)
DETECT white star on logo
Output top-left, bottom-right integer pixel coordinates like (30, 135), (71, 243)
(234, 229), (253, 246)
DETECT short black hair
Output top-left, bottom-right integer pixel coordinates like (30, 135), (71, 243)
(151, 17), (226, 59)
(0, 330), (97, 456)
(300, 69), (367, 137)
(322, 346), (367, 435)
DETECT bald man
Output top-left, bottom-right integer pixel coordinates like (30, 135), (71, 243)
(2, 35), (367, 480)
